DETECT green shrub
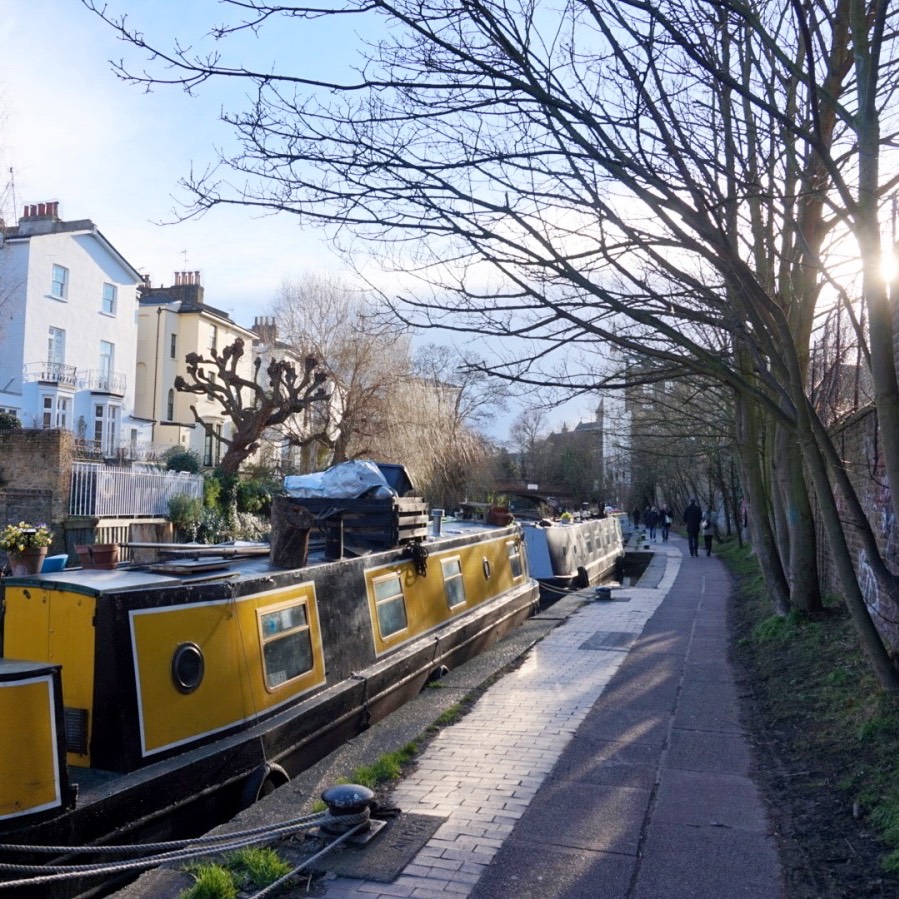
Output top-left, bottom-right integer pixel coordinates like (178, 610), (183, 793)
(165, 450), (201, 474)
(0, 412), (21, 430)
(168, 494), (204, 540)
(236, 479), (274, 515)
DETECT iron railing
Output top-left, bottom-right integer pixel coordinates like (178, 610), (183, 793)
(22, 361), (78, 386)
(70, 462), (203, 518)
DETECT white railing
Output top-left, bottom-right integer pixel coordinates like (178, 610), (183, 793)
(70, 462), (203, 518)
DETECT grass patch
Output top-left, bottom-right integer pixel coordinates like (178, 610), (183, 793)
(179, 862), (238, 899)
(345, 742), (419, 789)
(225, 846), (292, 889)
(722, 538), (899, 884)
(179, 847), (293, 898)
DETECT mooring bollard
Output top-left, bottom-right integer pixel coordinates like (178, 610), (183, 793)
(320, 783), (374, 835)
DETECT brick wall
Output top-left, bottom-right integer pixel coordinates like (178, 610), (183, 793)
(0, 429), (75, 556)
(822, 406), (899, 651)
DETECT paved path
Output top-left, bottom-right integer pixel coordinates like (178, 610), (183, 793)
(321, 535), (784, 899)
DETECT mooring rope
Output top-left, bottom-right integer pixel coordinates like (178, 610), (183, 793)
(0, 811), (369, 890)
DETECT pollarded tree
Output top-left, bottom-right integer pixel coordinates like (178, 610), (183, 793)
(175, 337), (329, 474)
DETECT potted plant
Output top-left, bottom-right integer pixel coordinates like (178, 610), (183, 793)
(75, 542), (121, 570)
(1, 522), (53, 576)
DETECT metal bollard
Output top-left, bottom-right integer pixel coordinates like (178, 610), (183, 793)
(320, 783), (374, 835)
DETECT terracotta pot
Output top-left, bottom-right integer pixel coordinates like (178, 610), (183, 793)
(76, 544), (120, 570)
(7, 547), (48, 576)
(488, 507), (514, 526)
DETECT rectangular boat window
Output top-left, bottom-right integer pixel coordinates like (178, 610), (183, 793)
(373, 573), (408, 638)
(507, 540), (523, 579)
(259, 602), (313, 689)
(585, 532), (593, 553)
(441, 556), (466, 608)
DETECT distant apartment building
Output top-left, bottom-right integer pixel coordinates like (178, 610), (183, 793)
(135, 272), (258, 466)
(0, 202), (152, 455)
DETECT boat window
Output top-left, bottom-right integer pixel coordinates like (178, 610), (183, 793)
(441, 556), (466, 608)
(585, 531), (593, 553)
(259, 602), (314, 689)
(507, 540), (523, 579)
(373, 573), (408, 638)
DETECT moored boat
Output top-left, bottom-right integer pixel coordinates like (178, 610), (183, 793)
(520, 514), (624, 595)
(0, 468), (538, 895)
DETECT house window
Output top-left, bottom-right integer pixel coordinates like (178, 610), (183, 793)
(372, 573), (408, 639)
(56, 396), (69, 429)
(170, 333), (177, 359)
(99, 341), (115, 390)
(258, 601), (314, 690)
(102, 283), (117, 315)
(441, 556), (466, 609)
(166, 389), (175, 421)
(203, 428), (214, 467)
(94, 403), (118, 455)
(51, 264), (68, 299)
(47, 327), (65, 378)
(208, 325), (218, 353)
(42, 396), (53, 429)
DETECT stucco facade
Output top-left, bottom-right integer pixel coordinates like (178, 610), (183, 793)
(136, 273), (257, 464)
(0, 203), (151, 454)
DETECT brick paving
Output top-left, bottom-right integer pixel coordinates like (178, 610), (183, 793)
(319, 532), (780, 898)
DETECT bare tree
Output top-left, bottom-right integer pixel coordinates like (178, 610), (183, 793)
(175, 337), (329, 474)
(83, 0), (899, 688)
(271, 274), (411, 462)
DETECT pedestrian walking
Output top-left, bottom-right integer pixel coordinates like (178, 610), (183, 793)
(632, 507), (641, 528)
(645, 506), (659, 542)
(660, 505), (671, 542)
(702, 511), (715, 556)
(683, 498), (702, 557)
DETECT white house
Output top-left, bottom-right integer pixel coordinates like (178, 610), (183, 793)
(0, 202), (152, 455)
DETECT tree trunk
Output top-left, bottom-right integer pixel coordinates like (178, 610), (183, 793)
(735, 391), (791, 616)
(775, 422), (822, 613)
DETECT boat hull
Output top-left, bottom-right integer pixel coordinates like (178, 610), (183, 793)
(521, 516), (623, 594)
(0, 521), (537, 895)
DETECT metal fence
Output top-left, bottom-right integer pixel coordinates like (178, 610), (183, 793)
(70, 463), (204, 518)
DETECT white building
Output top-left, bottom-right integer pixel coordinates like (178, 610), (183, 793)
(0, 202), (152, 455)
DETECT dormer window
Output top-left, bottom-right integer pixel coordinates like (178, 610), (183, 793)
(51, 264), (68, 299)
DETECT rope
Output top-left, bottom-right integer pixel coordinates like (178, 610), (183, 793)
(406, 541), (429, 577)
(0, 811), (368, 890)
(248, 820), (367, 899)
(0, 810), (328, 856)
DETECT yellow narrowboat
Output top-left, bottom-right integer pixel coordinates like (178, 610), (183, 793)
(0, 482), (538, 895)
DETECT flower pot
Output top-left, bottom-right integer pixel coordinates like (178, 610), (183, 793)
(7, 547), (48, 576)
(76, 544), (120, 570)
(487, 507), (514, 526)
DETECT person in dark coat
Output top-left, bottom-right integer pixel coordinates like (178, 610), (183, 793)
(683, 498), (702, 557)
(645, 506), (659, 542)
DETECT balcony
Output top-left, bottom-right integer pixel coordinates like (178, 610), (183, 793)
(23, 361), (78, 387)
(79, 369), (127, 396)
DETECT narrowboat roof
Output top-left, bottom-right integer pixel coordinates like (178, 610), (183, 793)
(2, 518), (519, 596)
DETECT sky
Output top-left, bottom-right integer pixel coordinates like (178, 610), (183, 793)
(0, 0), (599, 439)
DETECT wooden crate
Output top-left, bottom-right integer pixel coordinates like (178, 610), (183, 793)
(284, 496), (430, 548)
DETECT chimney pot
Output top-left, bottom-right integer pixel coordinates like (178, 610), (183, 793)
(37, 203), (46, 216)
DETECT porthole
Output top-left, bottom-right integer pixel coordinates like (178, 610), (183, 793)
(483, 557), (492, 580)
(171, 642), (205, 694)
